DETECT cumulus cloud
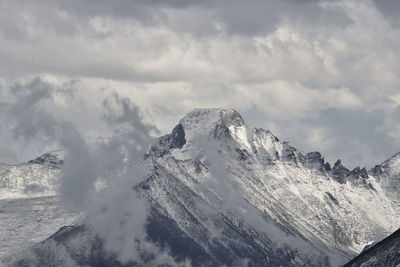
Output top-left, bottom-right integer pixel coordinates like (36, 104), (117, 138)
(1, 0), (400, 168)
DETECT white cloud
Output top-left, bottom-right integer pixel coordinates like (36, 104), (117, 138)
(1, 0), (400, 167)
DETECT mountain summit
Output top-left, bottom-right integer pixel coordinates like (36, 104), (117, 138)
(179, 108), (246, 138)
(180, 108), (245, 127)
(3, 109), (400, 267)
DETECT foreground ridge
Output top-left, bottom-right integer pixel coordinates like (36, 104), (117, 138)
(344, 228), (400, 267)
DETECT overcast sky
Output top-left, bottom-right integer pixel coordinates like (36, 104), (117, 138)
(0, 0), (400, 168)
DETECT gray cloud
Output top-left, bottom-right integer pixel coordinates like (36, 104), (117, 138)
(0, 78), (97, 207)
(0, 77), (170, 263)
(373, 0), (400, 26)
(0, 0), (350, 39)
(0, 0), (399, 172)
(0, 77), (154, 204)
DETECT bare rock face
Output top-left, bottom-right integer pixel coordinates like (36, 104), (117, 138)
(149, 123), (186, 157)
(331, 159), (351, 184)
(27, 151), (64, 168)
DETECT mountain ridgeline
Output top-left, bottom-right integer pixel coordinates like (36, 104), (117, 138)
(2, 109), (400, 267)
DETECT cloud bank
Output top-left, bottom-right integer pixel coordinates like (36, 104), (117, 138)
(1, 0), (400, 168)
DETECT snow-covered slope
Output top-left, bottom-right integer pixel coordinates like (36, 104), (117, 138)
(370, 152), (400, 200)
(3, 109), (400, 266)
(0, 196), (81, 258)
(145, 109), (400, 263)
(0, 151), (82, 259)
(0, 151), (63, 199)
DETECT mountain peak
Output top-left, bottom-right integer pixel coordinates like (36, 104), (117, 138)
(149, 109), (246, 157)
(179, 108), (245, 128)
(178, 109), (246, 142)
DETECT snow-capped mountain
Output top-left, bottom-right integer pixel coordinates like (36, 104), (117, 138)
(2, 109), (400, 266)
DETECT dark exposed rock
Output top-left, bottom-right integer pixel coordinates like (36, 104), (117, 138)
(351, 167), (369, 179)
(325, 162), (331, 171)
(27, 152), (64, 168)
(193, 159), (203, 174)
(334, 159), (342, 168)
(236, 148), (250, 161)
(149, 124), (186, 157)
(331, 159), (351, 184)
(281, 142), (304, 165)
(146, 208), (219, 266)
(168, 124), (186, 149)
(212, 124), (232, 140)
(325, 192), (339, 206)
(305, 152), (325, 171)
(305, 152), (323, 162)
(369, 164), (384, 176)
